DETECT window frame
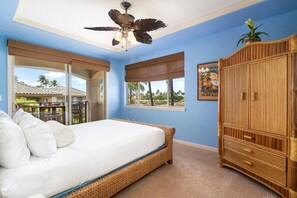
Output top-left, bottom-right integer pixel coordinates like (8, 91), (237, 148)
(125, 79), (185, 112)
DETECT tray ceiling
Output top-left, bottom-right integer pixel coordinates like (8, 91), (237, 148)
(14, 0), (261, 52)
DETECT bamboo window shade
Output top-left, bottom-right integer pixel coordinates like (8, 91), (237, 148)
(125, 52), (184, 82)
(7, 39), (110, 72)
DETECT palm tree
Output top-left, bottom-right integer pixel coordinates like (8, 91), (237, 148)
(44, 79), (50, 88)
(38, 75), (48, 88)
(50, 80), (58, 87)
(15, 75), (19, 82)
(168, 79), (174, 106)
(128, 82), (144, 104)
(147, 82), (154, 106)
(143, 82), (154, 106)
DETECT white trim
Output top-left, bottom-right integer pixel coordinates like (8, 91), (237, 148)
(104, 72), (109, 119)
(174, 139), (217, 152)
(7, 55), (15, 117)
(13, 0), (261, 52)
(13, 16), (120, 52)
(67, 64), (72, 125)
(167, 80), (169, 107)
(153, 0), (262, 41)
(105, 72), (109, 119)
(125, 105), (185, 112)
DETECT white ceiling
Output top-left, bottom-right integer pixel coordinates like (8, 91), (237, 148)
(14, 0), (260, 52)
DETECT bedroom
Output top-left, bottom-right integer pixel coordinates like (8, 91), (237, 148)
(0, 0), (297, 197)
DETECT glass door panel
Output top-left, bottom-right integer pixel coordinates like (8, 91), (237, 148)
(71, 66), (105, 125)
(14, 56), (68, 124)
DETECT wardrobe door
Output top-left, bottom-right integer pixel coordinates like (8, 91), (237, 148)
(234, 65), (249, 127)
(265, 56), (287, 135)
(222, 68), (234, 125)
(250, 56), (287, 135)
(250, 61), (266, 131)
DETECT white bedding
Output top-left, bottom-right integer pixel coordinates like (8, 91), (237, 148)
(0, 120), (165, 198)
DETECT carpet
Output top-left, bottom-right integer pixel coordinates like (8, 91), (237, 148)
(113, 142), (279, 198)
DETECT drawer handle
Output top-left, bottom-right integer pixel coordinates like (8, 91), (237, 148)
(243, 135), (253, 140)
(242, 148), (252, 153)
(251, 92), (257, 101)
(243, 160), (253, 166)
(240, 92), (246, 100)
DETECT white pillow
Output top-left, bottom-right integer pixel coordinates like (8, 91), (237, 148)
(0, 109), (11, 120)
(0, 117), (30, 168)
(13, 108), (25, 124)
(47, 121), (75, 148)
(18, 112), (57, 157)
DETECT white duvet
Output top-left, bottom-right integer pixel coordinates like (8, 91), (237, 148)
(0, 120), (165, 198)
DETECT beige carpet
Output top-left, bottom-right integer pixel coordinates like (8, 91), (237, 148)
(113, 142), (280, 198)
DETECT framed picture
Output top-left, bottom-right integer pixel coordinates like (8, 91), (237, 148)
(197, 62), (219, 101)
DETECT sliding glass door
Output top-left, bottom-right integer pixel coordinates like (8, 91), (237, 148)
(12, 56), (106, 125)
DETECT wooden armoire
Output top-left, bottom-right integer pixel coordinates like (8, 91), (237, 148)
(218, 35), (297, 198)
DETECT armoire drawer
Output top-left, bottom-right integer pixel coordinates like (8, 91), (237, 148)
(223, 127), (286, 153)
(223, 138), (286, 170)
(223, 148), (286, 187)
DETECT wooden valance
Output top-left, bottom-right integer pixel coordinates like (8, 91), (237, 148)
(125, 52), (184, 82)
(7, 39), (110, 72)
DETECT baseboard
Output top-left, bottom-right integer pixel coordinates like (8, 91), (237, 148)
(174, 139), (217, 152)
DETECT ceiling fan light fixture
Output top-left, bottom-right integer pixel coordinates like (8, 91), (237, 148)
(121, 37), (127, 46)
(114, 31), (122, 41)
(127, 31), (134, 40)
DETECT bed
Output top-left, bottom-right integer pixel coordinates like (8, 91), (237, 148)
(0, 119), (175, 198)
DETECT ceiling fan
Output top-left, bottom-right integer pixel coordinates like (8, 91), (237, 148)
(84, 1), (167, 49)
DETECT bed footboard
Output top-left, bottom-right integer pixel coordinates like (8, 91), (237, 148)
(65, 119), (175, 198)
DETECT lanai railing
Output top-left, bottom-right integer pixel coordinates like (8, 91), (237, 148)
(16, 101), (88, 125)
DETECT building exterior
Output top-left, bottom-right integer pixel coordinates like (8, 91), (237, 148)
(15, 82), (86, 103)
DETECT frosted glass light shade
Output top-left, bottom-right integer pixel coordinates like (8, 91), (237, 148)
(114, 31), (122, 41)
(127, 31), (137, 45)
(121, 37), (126, 46)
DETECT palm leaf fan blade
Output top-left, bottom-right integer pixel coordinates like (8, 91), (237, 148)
(112, 39), (120, 46)
(84, 27), (120, 31)
(108, 9), (130, 27)
(133, 31), (152, 44)
(133, 19), (166, 32)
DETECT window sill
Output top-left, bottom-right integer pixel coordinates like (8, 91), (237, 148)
(125, 105), (186, 112)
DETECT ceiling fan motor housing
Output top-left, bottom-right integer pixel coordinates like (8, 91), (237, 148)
(121, 1), (132, 12)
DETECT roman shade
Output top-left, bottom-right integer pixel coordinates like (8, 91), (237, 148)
(125, 52), (184, 82)
(7, 39), (110, 72)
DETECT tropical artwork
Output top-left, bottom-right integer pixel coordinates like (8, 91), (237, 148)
(197, 62), (218, 100)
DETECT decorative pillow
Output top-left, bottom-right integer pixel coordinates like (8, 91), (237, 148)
(0, 109), (11, 120)
(47, 121), (75, 148)
(0, 116), (30, 168)
(13, 108), (25, 124)
(18, 112), (57, 157)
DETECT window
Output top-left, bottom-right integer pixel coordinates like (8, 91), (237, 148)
(127, 78), (185, 109)
(125, 52), (185, 110)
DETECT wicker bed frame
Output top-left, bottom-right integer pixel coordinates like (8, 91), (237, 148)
(64, 119), (175, 198)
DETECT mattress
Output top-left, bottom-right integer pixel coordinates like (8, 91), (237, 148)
(0, 120), (165, 198)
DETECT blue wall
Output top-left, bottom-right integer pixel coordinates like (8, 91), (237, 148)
(120, 10), (297, 148)
(108, 59), (123, 118)
(0, 0), (297, 148)
(0, 37), (8, 112)
(0, 35), (123, 118)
